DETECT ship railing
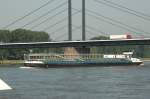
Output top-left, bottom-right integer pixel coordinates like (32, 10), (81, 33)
(25, 53), (104, 61)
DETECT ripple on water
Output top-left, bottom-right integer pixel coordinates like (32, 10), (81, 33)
(0, 63), (150, 99)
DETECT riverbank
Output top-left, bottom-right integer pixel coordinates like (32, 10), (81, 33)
(0, 60), (24, 65)
(142, 58), (150, 61)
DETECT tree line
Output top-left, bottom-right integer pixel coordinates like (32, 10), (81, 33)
(0, 29), (51, 59)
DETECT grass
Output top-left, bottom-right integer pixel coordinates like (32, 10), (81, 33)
(0, 60), (24, 65)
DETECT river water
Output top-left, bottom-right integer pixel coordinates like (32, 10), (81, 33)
(0, 62), (150, 99)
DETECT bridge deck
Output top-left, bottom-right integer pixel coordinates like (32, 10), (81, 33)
(0, 38), (150, 48)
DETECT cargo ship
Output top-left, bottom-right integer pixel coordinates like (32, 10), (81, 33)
(24, 52), (143, 67)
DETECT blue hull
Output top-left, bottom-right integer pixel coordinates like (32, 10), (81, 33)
(24, 60), (143, 68)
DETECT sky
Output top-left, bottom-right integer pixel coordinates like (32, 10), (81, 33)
(0, 0), (150, 41)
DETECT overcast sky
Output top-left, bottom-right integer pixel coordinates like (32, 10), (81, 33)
(0, 0), (150, 40)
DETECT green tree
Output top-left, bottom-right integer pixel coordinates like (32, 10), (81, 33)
(0, 30), (11, 42)
(10, 29), (50, 42)
(0, 29), (51, 59)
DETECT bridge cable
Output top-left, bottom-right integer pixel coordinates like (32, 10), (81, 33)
(51, 25), (99, 41)
(54, 25), (82, 41)
(86, 9), (150, 35)
(30, 8), (68, 30)
(42, 9), (82, 31)
(87, 13), (144, 36)
(86, 29), (101, 36)
(73, 24), (108, 37)
(86, 25), (109, 35)
(72, 8), (145, 36)
(49, 25), (67, 35)
(95, 0), (150, 21)
(101, 0), (150, 18)
(53, 33), (67, 41)
(3, 0), (56, 29)
(21, 1), (68, 28)
(72, 25), (102, 40)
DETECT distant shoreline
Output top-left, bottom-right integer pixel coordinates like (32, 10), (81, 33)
(141, 58), (150, 62)
(0, 60), (24, 65)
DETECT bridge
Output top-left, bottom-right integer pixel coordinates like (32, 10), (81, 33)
(1, 0), (150, 49)
(0, 38), (150, 48)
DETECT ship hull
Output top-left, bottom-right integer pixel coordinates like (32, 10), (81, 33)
(24, 61), (143, 68)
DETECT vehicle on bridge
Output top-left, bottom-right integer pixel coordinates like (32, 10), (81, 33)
(110, 34), (132, 40)
(24, 52), (143, 68)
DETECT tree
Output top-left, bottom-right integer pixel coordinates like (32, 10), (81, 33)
(90, 36), (109, 40)
(10, 29), (50, 42)
(0, 30), (11, 42)
(0, 29), (51, 59)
